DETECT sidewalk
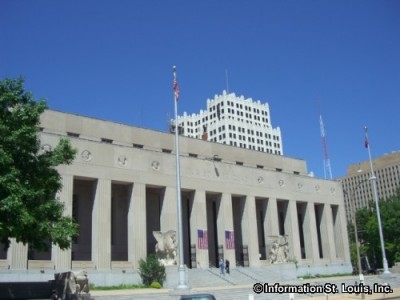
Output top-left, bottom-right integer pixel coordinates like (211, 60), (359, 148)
(91, 274), (400, 300)
(309, 287), (400, 300)
(91, 287), (400, 300)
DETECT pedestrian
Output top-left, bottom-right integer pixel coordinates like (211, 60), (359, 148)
(219, 257), (225, 275)
(225, 259), (230, 274)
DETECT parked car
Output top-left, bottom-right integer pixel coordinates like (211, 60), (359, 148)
(180, 293), (216, 300)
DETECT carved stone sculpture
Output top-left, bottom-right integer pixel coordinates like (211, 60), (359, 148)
(54, 270), (90, 299)
(268, 235), (289, 264)
(153, 230), (177, 266)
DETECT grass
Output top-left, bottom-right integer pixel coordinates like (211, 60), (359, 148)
(89, 283), (148, 290)
(299, 273), (353, 279)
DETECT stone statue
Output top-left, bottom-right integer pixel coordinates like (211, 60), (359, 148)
(74, 270), (89, 294)
(153, 230), (177, 266)
(268, 235), (289, 264)
(54, 270), (90, 299)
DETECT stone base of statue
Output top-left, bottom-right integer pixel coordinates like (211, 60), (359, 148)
(53, 271), (93, 300)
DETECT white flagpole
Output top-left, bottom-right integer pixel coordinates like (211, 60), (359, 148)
(364, 126), (390, 275)
(173, 66), (189, 290)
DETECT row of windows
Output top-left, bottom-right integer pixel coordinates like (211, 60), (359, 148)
(344, 165), (399, 188)
(208, 133), (281, 151)
(226, 140), (281, 154)
(226, 125), (279, 140)
(208, 130), (280, 148)
(184, 115), (272, 128)
(222, 101), (268, 115)
(181, 98), (272, 128)
(343, 163), (400, 219)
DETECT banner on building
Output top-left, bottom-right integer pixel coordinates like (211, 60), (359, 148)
(225, 230), (235, 249)
(197, 229), (208, 249)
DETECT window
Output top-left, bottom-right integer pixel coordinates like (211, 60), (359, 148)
(101, 138), (113, 144)
(67, 132), (80, 138)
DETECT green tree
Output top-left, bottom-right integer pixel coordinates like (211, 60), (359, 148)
(356, 189), (400, 268)
(138, 255), (166, 286)
(0, 77), (78, 251)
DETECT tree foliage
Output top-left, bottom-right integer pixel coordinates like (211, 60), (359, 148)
(354, 189), (400, 268)
(138, 255), (166, 286)
(0, 77), (78, 251)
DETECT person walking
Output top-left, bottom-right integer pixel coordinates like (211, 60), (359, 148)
(225, 259), (230, 274)
(219, 257), (225, 275)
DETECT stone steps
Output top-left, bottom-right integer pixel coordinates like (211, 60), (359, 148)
(164, 264), (298, 288)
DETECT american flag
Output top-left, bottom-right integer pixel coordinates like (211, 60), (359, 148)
(225, 230), (235, 249)
(173, 79), (180, 100)
(364, 127), (369, 148)
(197, 229), (208, 249)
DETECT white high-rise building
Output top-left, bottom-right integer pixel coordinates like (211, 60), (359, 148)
(172, 91), (283, 155)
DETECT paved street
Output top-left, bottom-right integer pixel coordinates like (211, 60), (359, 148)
(92, 273), (400, 300)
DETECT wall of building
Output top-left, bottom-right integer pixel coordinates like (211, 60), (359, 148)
(0, 110), (352, 282)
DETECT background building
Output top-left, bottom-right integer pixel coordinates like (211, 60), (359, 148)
(340, 151), (400, 221)
(171, 91), (283, 155)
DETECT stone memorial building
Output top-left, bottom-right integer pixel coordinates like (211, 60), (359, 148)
(0, 110), (352, 278)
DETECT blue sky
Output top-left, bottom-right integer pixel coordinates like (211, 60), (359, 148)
(1, 0), (399, 178)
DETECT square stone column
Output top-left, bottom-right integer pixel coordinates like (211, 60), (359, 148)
(307, 203), (321, 263)
(264, 197), (280, 262)
(324, 204), (337, 262)
(301, 203), (313, 260)
(92, 178), (111, 270)
(288, 200), (302, 263)
(9, 239), (28, 269)
(129, 182), (146, 267)
(160, 186), (178, 232)
(245, 195), (260, 267)
(339, 204), (351, 262)
(52, 174), (73, 270)
(266, 197), (279, 237)
(191, 189), (209, 269)
(220, 193), (235, 267)
(318, 204), (331, 261)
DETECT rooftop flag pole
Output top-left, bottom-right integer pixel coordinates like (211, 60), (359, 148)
(364, 126), (390, 275)
(173, 66), (189, 290)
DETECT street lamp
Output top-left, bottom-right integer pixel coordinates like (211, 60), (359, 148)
(364, 127), (390, 275)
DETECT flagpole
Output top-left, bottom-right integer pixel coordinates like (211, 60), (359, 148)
(173, 66), (189, 290)
(364, 126), (390, 275)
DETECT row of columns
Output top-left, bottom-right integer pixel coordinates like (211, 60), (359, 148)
(2, 175), (347, 270)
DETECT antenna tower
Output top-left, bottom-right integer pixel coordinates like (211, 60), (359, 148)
(319, 111), (333, 179)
